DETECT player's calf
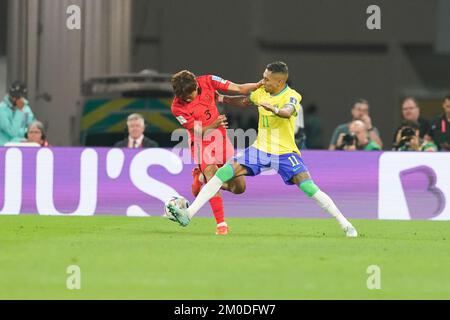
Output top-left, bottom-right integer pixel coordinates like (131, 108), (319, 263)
(223, 176), (246, 194)
(293, 172), (358, 237)
(217, 162), (248, 194)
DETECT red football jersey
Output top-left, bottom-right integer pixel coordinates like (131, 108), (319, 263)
(171, 75), (234, 169)
(171, 75), (230, 138)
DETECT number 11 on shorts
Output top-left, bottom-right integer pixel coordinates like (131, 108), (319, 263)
(288, 156), (300, 167)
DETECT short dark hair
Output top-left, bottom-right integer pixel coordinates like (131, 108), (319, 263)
(266, 61), (289, 75)
(444, 94), (450, 101)
(402, 97), (419, 107)
(171, 70), (197, 100)
(353, 98), (369, 108)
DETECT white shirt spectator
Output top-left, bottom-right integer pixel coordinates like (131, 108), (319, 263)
(128, 134), (144, 148)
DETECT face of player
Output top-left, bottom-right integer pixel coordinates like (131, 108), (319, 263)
(262, 69), (285, 94)
(402, 99), (419, 121)
(443, 99), (450, 119)
(351, 103), (369, 120)
(128, 120), (145, 140)
(27, 126), (44, 144)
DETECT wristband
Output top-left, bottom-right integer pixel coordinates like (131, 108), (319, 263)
(274, 107), (280, 115)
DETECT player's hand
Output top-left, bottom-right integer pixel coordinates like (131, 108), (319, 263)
(259, 102), (274, 113)
(213, 115), (228, 129)
(255, 80), (264, 89)
(15, 98), (25, 111)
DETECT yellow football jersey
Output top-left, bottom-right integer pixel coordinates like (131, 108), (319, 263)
(249, 85), (302, 155)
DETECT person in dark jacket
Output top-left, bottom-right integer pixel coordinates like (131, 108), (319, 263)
(114, 113), (158, 148)
(392, 97), (431, 146)
(430, 94), (450, 151)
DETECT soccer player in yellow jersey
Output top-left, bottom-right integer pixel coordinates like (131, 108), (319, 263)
(167, 61), (358, 237)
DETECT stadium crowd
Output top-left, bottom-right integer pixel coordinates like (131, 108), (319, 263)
(327, 96), (450, 152)
(0, 79), (449, 152)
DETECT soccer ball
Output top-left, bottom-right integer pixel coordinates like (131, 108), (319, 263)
(164, 196), (190, 219)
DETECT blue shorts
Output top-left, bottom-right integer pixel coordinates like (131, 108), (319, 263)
(233, 147), (308, 185)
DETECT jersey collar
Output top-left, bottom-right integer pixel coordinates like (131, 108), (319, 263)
(271, 85), (289, 97)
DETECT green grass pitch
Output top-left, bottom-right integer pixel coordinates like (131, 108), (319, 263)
(1, 215), (449, 299)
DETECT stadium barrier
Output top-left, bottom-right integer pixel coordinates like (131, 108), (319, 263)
(0, 147), (449, 220)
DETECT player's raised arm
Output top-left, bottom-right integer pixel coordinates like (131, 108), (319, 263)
(217, 81), (263, 107)
(209, 75), (262, 108)
(226, 81), (263, 95)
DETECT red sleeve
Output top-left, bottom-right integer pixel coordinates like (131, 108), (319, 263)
(208, 75), (231, 91)
(171, 104), (195, 130)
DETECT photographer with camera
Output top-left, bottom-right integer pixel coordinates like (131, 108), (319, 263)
(336, 120), (381, 151)
(0, 81), (35, 146)
(329, 99), (383, 150)
(394, 121), (437, 152)
(392, 97), (431, 146)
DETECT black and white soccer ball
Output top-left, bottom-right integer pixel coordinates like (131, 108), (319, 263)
(164, 196), (190, 219)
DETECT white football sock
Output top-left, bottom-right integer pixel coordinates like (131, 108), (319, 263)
(311, 190), (352, 229)
(187, 176), (223, 219)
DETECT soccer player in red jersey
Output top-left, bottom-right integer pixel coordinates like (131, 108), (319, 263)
(171, 70), (261, 235)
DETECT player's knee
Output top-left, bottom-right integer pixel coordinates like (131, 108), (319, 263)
(215, 164), (235, 183)
(299, 179), (320, 198)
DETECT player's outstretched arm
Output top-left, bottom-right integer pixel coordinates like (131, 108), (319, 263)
(215, 80), (261, 108)
(227, 81), (263, 95)
(219, 95), (253, 108)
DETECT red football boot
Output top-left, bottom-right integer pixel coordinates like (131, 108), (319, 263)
(215, 223), (229, 235)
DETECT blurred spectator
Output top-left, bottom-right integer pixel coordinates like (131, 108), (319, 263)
(393, 120), (437, 152)
(0, 81), (35, 146)
(430, 95), (450, 151)
(336, 120), (381, 151)
(392, 97), (431, 145)
(25, 120), (50, 147)
(114, 113), (158, 148)
(294, 103), (306, 149)
(329, 99), (383, 150)
(303, 103), (324, 149)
